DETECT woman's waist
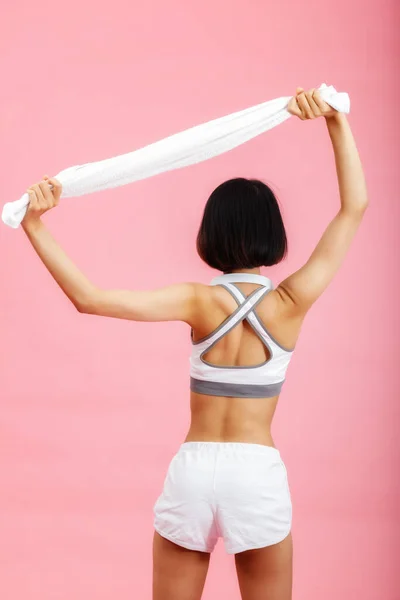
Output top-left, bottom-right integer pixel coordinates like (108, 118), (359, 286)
(187, 392), (278, 446)
(184, 429), (276, 447)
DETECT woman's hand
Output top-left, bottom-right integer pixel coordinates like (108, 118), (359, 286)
(22, 175), (62, 229)
(288, 87), (339, 121)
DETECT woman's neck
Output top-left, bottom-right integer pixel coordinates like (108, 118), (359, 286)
(224, 268), (262, 275)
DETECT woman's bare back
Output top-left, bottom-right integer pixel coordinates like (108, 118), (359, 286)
(187, 280), (303, 445)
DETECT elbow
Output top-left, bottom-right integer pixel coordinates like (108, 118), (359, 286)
(358, 197), (369, 213)
(342, 198), (369, 219)
(74, 293), (100, 315)
(75, 301), (89, 314)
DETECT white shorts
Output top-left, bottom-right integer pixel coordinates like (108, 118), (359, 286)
(153, 442), (292, 554)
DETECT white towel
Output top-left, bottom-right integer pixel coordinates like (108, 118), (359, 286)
(1, 84), (350, 229)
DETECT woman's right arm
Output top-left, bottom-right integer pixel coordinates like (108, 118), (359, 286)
(277, 89), (369, 313)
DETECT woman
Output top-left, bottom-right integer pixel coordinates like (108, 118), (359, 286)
(21, 87), (368, 600)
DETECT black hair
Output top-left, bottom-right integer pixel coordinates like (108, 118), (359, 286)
(196, 178), (287, 272)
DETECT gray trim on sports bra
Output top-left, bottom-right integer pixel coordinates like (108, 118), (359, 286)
(190, 377), (283, 398)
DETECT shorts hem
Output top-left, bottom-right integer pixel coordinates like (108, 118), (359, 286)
(226, 527), (292, 555)
(154, 526), (213, 554)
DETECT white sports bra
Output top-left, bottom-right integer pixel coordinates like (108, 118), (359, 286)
(190, 273), (294, 398)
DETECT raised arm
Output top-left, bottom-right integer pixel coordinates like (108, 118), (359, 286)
(21, 177), (199, 324)
(277, 88), (368, 313)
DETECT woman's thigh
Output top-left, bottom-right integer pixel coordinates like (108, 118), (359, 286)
(235, 533), (293, 600)
(153, 532), (210, 600)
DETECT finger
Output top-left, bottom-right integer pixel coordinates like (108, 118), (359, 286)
(293, 93), (307, 119)
(27, 189), (39, 212)
(312, 89), (332, 113)
(43, 175), (53, 188)
(287, 96), (304, 119)
(47, 178), (62, 203)
(305, 89), (322, 117)
(39, 180), (54, 207)
(43, 174), (52, 188)
(296, 92), (314, 119)
(32, 183), (47, 209)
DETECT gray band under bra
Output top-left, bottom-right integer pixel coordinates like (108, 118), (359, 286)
(190, 377), (283, 399)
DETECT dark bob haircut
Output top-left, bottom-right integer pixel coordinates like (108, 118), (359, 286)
(197, 178), (287, 272)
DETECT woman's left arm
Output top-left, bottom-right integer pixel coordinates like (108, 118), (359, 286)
(22, 177), (199, 324)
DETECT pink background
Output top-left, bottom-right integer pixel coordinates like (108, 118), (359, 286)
(1, 1), (399, 598)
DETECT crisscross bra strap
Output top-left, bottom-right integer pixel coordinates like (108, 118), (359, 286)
(221, 282), (271, 339)
(200, 285), (270, 349)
